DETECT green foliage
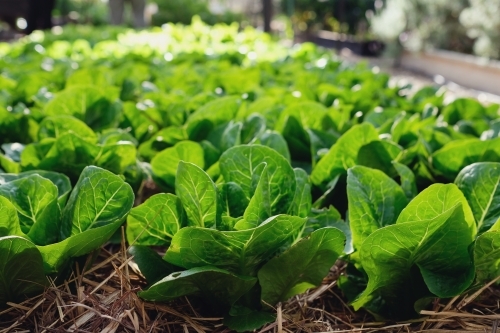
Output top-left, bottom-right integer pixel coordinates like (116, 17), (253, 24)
(1, 21), (500, 331)
(0, 166), (134, 305)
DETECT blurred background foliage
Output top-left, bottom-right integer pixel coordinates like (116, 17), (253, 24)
(3, 0), (500, 60)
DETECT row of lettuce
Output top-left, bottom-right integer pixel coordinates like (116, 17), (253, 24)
(0, 22), (499, 331)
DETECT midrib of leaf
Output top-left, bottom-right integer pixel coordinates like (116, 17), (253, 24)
(79, 183), (124, 232)
(476, 173), (500, 230)
(238, 231), (255, 275)
(184, 172), (210, 227)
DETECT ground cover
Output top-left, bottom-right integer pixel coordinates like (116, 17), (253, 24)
(0, 18), (499, 332)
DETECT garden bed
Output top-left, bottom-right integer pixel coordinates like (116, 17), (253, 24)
(0, 21), (500, 333)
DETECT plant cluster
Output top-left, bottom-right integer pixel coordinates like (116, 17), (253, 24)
(0, 20), (499, 332)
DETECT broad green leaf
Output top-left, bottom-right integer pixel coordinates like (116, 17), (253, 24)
(44, 85), (121, 131)
(0, 170), (72, 207)
(455, 162), (500, 233)
(311, 123), (379, 187)
(38, 115), (97, 142)
(219, 145), (296, 215)
(0, 236), (48, 305)
(357, 140), (402, 177)
(94, 141), (138, 176)
(224, 307), (275, 333)
(38, 218), (124, 273)
(237, 165), (272, 230)
(259, 227), (345, 305)
(138, 126), (187, 162)
(474, 222), (500, 282)
(165, 215), (305, 275)
(60, 166), (134, 239)
(139, 266), (256, 309)
(352, 203), (475, 319)
(122, 102), (159, 143)
(126, 193), (186, 246)
(288, 168), (312, 218)
(347, 166), (408, 249)
(393, 162), (417, 200)
(0, 175), (60, 246)
(218, 182), (249, 218)
(280, 115), (311, 162)
(220, 121), (242, 152)
(0, 153), (20, 174)
(258, 130), (291, 162)
(21, 132), (137, 181)
(442, 98), (487, 125)
(432, 138), (500, 180)
(0, 197), (23, 237)
(128, 245), (181, 285)
(275, 101), (329, 131)
(306, 205), (353, 252)
(200, 140), (221, 168)
(241, 114), (266, 144)
(151, 141), (204, 189)
(186, 96), (241, 141)
(176, 162), (218, 228)
(396, 184), (476, 236)
(98, 128), (138, 146)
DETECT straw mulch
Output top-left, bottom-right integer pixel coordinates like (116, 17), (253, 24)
(1, 232), (499, 333)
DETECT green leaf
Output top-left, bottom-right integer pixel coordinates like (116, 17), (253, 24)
(347, 166), (408, 249)
(224, 307), (275, 333)
(60, 166), (134, 239)
(218, 182), (249, 218)
(353, 203), (475, 319)
(220, 121), (242, 152)
(0, 197), (23, 237)
(126, 193), (186, 246)
(151, 141), (204, 189)
(0, 236), (48, 305)
(0, 153), (20, 174)
(38, 218), (124, 273)
(241, 114), (266, 144)
(128, 245), (181, 285)
(0, 170), (72, 207)
(176, 162), (219, 228)
(138, 126), (186, 162)
(474, 221), (500, 282)
(186, 96), (241, 141)
(38, 115), (97, 142)
(288, 168), (312, 218)
(396, 184), (476, 236)
(138, 266), (256, 309)
(165, 215), (305, 276)
(311, 123), (379, 188)
(258, 131), (291, 162)
(220, 145), (296, 215)
(442, 98), (487, 125)
(259, 227), (345, 305)
(393, 162), (417, 200)
(357, 140), (402, 177)
(432, 138), (500, 180)
(238, 165), (272, 230)
(44, 85), (121, 131)
(455, 162), (500, 233)
(0, 175), (60, 246)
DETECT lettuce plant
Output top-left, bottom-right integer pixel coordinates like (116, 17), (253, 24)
(127, 145), (346, 331)
(0, 166), (134, 305)
(340, 162), (500, 320)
